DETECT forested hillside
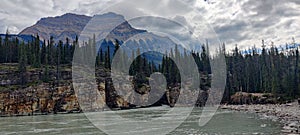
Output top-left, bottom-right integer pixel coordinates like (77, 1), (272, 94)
(224, 40), (300, 102)
(1, 30), (300, 104)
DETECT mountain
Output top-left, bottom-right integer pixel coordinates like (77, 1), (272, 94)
(121, 32), (185, 53)
(19, 13), (91, 42)
(18, 12), (148, 43)
(78, 12), (147, 43)
(18, 12), (185, 57)
(119, 32), (186, 63)
(18, 12), (144, 43)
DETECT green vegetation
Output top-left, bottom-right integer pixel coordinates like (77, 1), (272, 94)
(1, 29), (300, 103)
(223, 40), (300, 102)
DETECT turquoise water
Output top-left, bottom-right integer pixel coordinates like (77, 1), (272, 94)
(0, 107), (281, 135)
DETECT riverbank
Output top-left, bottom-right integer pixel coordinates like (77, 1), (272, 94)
(221, 102), (300, 134)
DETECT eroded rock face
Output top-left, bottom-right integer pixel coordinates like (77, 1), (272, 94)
(0, 82), (210, 116)
(19, 13), (91, 42)
(0, 64), (211, 116)
(0, 80), (210, 116)
(166, 86), (208, 107)
(0, 83), (80, 116)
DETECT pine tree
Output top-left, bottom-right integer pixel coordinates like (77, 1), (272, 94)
(100, 48), (104, 65)
(293, 48), (299, 98)
(56, 40), (63, 86)
(105, 46), (111, 69)
(0, 36), (2, 63)
(32, 34), (41, 68)
(41, 40), (46, 65)
(18, 42), (27, 86)
(42, 41), (49, 82)
(48, 36), (55, 65)
(4, 29), (9, 63)
(114, 39), (120, 56)
(136, 48), (142, 72)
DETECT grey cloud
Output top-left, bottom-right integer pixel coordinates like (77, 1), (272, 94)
(214, 21), (249, 44)
(0, 0), (300, 51)
(194, 0), (300, 50)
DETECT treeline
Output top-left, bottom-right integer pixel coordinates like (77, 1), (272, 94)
(0, 32), (76, 85)
(1, 30), (300, 102)
(80, 36), (300, 101)
(0, 33), (76, 65)
(75, 35), (210, 92)
(224, 40), (300, 102)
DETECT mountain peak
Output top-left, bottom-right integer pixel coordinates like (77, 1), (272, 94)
(19, 13), (92, 42)
(93, 12), (125, 21)
(62, 13), (79, 16)
(18, 12), (144, 43)
(60, 13), (91, 19)
(39, 13), (90, 22)
(99, 12), (122, 17)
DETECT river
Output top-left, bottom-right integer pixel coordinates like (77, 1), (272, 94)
(0, 106), (282, 135)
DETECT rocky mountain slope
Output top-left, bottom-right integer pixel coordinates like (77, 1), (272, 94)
(18, 12), (148, 43)
(19, 13), (91, 42)
(17, 12), (182, 54)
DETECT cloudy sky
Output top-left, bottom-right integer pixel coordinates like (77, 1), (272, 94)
(0, 0), (300, 50)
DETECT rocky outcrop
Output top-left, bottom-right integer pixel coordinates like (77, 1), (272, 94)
(0, 64), (211, 116)
(0, 83), (80, 116)
(230, 92), (277, 105)
(19, 13), (91, 42)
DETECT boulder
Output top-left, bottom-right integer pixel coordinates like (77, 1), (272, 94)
(230, 92), (276, 105)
